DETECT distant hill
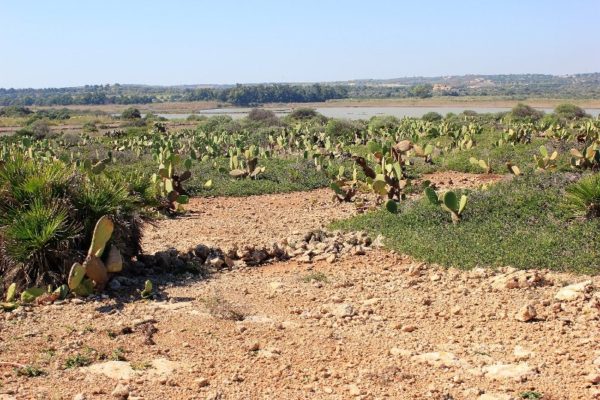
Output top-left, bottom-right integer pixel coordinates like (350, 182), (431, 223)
(1, 73), (599, 106)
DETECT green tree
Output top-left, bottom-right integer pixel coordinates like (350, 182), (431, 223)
(409, 84), (433, 98)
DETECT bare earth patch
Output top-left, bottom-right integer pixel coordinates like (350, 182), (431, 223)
(142, 188), (358, 254)
(0, 252), (598, 399)
(142, 172), (502, 255)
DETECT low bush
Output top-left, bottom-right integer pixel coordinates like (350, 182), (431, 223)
(0, 154), (144, 290)
(554, 103), (588, 120)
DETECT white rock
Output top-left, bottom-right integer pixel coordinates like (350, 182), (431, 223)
(513, 345), (533, 361)
(478, 394), (512, 400)
(555, 280), (593, 301)
(85, 361), (134, 380)
(482, 363), (535, 381)
(332, 303), (354, 318)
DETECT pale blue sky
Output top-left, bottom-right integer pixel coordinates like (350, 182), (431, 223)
(1, 0), (599, 88)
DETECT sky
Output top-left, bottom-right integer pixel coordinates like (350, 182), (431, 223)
(0, 0), (599, 88)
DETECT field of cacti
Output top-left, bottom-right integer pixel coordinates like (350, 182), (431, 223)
(1, 103), (600, 398)
(1, 104), (600, 297)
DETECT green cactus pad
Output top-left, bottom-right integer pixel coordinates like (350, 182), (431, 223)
(53, 284), (69, 300)
(0, 302), (18, 311)
(458, 195), (468, 215)
(73, 278), (94, 297)
(372, 179), (387, 196)
(20, 287), (45, 303)
(385, 199), (399, 214)
(443, 191), (459, 213)
(140, 280), (153, 299)
(89, 216), (114, 257)
(424, 187), (440, 206)
(68, 263), (86, 290)
(5, 282), (16, 302)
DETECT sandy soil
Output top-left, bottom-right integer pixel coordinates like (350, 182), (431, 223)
(1, 173), (598, 400)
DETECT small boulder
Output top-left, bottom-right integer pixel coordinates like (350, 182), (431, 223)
(555, 280), (593, 301)
(515, 305), (536, 322)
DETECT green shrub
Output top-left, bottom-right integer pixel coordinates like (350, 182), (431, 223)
(368, 115), (400, 132)
(554, 103), (587, 120)
(510, 103), (544, 121)
(422, 112), (443, 122)
(0, 154), (143, 289)
(247, 108), (279, 125)
(0, 105), (33, 117)
(325, 119), (362, 141)
(121, 107), (142, 120)
(563, 173), (600, 219)
(288, 108), (321, 120)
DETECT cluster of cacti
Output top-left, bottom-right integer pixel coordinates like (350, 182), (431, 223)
(330, 165), (358, 202)
(81, 157), (110, 175)
(497, 124), (535, 146)
(570, 142), (600, 170)
(229, 145), (266, 179)
(152, 146), (193, 211)
(68, 216), (122, 294)
(356, 140), (413, 204)
(424, 186), (468, 224)
(1, 281), (70, 310)
(533, 145), (558, 171)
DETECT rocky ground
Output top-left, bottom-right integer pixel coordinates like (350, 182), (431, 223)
(1, 173), (598, 400)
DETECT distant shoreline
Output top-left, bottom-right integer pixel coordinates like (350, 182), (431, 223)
(26, 97), (599, 114)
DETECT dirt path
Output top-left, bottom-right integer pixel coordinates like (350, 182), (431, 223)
(142, 173), (504, 255)
(1, 173), (598, 400)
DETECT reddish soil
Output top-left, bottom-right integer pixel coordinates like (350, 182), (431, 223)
(1, 173), (598, 400)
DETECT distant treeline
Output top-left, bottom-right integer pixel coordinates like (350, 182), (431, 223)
(0, 84), (349, 106)
(1, 73), (599, 106)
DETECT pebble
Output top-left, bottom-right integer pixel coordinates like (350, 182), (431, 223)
(515, 304), (536, 322)
(195, 377), (210, 387)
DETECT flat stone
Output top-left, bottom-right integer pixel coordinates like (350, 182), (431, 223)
(513, 345), (533, 361)
(482, 363), (535, 381)
(555, 280), (592, 301)
(332, 303), (354, 318)
(478, 394), (512, 400)
(85, 361), (135, 380)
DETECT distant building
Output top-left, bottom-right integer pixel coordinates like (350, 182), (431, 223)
(433, 84), (453, 92)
